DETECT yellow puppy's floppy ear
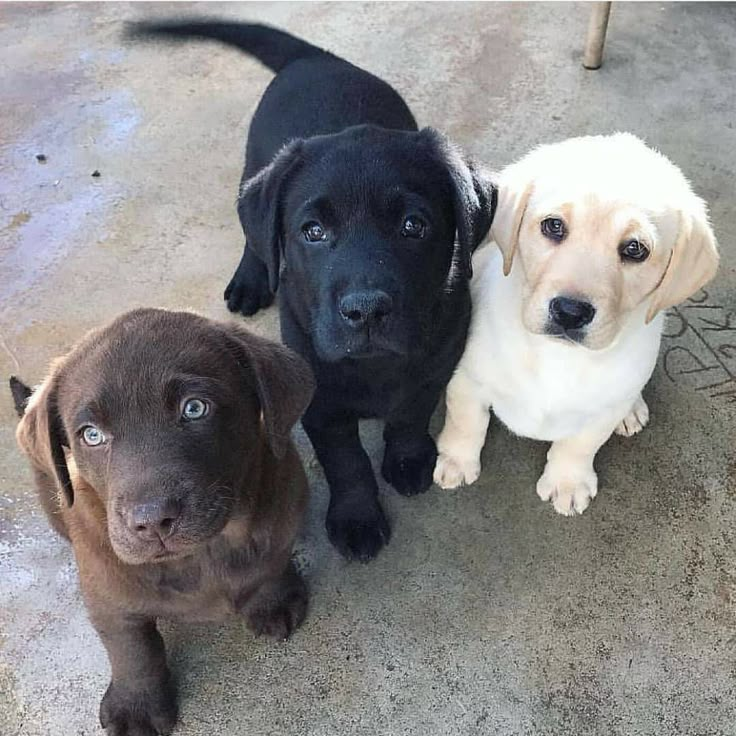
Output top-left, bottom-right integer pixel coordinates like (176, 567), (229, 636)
(14, 370), (74, 507)
(489, 166), (534, 276)
(646, 209), (719, 323)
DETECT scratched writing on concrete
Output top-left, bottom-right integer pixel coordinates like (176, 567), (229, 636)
(661, 290), (736, 404)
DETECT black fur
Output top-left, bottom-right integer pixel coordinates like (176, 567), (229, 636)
(127, 20), (497, 561)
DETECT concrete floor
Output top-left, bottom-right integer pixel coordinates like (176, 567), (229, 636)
(1, 2), (735, 734)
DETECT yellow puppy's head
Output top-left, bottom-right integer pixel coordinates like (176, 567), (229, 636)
(491, 133), (718, 350)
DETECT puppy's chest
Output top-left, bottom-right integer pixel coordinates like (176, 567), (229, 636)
(480, 342), (636, 442)
(145, 539), (262, 621)
(320, 361), (403, 416)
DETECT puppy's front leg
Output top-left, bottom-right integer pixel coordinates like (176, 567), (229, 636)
(91, 611), (177, 736)
(303, 409), (390, 562)
(382, 379), (447, 496)
(223, 246), (274, 316)
(433, 369), (490, 490)
(536, 415), (621, 516)
(241, 560), (308, 641)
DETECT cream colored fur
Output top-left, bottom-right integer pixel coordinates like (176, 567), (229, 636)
(434, 133), (718, 515)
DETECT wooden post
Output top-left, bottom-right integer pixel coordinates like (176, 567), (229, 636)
(583, 2), (613, 70)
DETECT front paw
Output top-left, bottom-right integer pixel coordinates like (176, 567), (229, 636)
(326, 499), (391, 562)
(100, 678), (177, 736)
(615, 395), (650, 437)
(382, 434), (437, 496)
(246, 571), (308, 641)
(223, 260), (273, 316)
(433, 451), (481, 490)
(536, 463), (598, 516)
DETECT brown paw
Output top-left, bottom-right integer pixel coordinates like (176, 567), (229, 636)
(246, 571), (308, 641)
(99, 678), (177, 736)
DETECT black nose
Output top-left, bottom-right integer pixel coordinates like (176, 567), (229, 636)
(127, 498), (181, 540)
(549, 297), (596, 330)
(339, 290), (393, 329)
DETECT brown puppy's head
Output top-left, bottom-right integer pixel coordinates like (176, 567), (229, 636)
(15, 309), (314, 565)
(491, 133), (719, 350)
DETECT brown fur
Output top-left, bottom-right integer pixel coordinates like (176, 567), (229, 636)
(12, 308), (315, 736)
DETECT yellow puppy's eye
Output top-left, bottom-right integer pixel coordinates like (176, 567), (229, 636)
(541, 217), (566, 242)
(620, 239), (650, 262)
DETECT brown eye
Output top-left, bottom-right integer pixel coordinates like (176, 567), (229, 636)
(541, 217), (566, 242)
(302, 222), (327, 243)
(401, 215), (426, 239)
(620, 239), (650, 262)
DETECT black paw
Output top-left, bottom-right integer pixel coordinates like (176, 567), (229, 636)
(382, 434), (437, 496)
(100, 677), (177, 736)
(246, 570), (308, 641)
(223, 256), (273, 316)
(326, 500), (391, 562)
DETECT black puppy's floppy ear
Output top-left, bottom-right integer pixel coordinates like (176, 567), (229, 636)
(420, 128), (497, 279)
(223, 325), (316, 458)
(13, 372), (74, 507)
(237, 139), (304, 295)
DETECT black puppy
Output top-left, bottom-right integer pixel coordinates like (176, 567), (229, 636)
(128, 20), (497, 561)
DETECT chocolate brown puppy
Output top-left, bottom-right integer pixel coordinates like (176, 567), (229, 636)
(11, 308), (315, 736)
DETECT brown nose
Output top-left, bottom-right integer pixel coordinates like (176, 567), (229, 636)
(127, 498), (181, 540)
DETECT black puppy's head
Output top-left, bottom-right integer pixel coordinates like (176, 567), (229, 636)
(14, 309), (314, 565)
(239, 126), (496, 361)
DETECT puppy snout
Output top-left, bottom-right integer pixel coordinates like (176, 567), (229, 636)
(339, 290), (393, 329)
(549, 297), (596, 330)
(127, 497), (182, 540)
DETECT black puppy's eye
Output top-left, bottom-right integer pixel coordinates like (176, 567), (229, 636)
(541, 217), (567, 242)
(81, 425), (106, 447)
(182, 398), (209, 421)
(302, 221), (327, 243)
(620, 239), (650, 262)
(401, 215), (426, 239)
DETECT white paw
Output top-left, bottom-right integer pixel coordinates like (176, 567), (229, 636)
(536, 464), (598, 516)
(433, 452), (481, 490)
(615, 395), (649, 437)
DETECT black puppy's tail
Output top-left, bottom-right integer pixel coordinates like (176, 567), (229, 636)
(125, 18), (328, 73)
(9, 376), (33, 418)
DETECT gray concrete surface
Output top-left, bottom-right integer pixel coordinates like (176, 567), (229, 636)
(1, 2), (735, 735)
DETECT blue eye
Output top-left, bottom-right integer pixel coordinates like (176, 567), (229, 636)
(182, 398), (208, 421)
(82, 426), (105, 447)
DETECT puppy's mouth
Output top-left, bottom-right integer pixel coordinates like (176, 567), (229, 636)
(343, 334), (407, 359)
(316, 328), (409, 362)
(111, 536), (199, 565)
(109, 502), (233, 565)
(544, 322), (588, 346)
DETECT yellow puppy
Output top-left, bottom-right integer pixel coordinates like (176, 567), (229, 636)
(434, 133), (718, 515)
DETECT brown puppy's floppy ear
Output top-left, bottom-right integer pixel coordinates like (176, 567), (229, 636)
(237, 139), (304, 295)
(14, 371), (74, 507)
(9, 375), (33, 418)
(420, 128), (497, 280)
(490, 162), (534, 276)
(223, 326), (316, 458)
(646, 209), (719, 323)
